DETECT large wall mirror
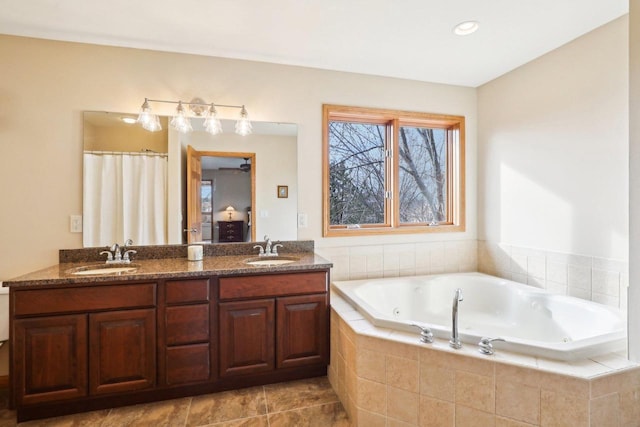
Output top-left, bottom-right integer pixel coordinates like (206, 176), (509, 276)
(83, 111), (298, 247)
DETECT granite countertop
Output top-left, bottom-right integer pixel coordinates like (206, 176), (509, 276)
(4, 252), (333, 288)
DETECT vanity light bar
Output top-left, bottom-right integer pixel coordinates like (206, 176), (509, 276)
(137, 98), (252, 136)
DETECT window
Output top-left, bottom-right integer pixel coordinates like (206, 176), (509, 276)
(323, 105), (465, 236)
(201, 180), (212, 223)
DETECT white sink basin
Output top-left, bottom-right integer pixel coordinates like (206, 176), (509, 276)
(244, 257), (299, 266)
(68, 264), (139, 276)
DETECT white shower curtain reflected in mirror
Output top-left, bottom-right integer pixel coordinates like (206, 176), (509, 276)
(83, 151), (168, 247)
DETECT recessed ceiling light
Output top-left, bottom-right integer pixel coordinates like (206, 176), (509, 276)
(453, 20), (479, 36)
(121, 117), (137, 124)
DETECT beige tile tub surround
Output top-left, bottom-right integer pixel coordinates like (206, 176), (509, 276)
(329, 293), (640, 427)
(477, 241), (629, 311)
(316, 240), (478, 283)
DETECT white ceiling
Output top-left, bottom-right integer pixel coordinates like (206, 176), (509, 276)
(0, 0), (628, 87)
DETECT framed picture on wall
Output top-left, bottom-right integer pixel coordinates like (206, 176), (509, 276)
(277, 185), (288, 198)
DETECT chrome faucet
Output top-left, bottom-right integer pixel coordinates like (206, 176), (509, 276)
(253, 235), (281, 257)
(111, 243), (122, 262)
(264, 235), (272, 255)
(449, 288), (463, 349)
(101, 240), (136, 264)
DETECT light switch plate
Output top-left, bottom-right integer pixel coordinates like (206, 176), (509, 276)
(298, 212), (308, 228)
(70, 215), (83, 233)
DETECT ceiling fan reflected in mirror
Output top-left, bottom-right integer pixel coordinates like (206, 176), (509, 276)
(239, 158), (251, 173)
(220, 157), (251, 173)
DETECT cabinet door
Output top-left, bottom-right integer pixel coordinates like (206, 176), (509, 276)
(219, 299), (274, 377)
(14, 314), (88, 405)
(276, 294), (328, 369)
(89, 308), (156, 395)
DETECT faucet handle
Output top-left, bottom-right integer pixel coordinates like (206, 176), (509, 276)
(253, 245), (265, 255)
(123, 250), (137, 262)
(272, 243), (283, 256)
(478, 337), (505, 355)
(410, 323), (434, 344)
(100, 250), (114, 262)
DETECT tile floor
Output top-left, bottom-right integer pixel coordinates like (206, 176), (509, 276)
(0, 377), (350, 427)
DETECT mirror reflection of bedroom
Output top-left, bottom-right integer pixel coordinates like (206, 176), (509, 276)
(199, 156), (252, 243)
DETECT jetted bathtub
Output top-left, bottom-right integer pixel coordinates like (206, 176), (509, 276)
(331, 272), (626, 361)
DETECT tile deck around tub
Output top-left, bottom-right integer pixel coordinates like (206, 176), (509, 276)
(329, 290), (640, 427)
(330, 290), (637, 379)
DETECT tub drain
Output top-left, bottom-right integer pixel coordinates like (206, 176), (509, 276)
(562, 337), (572, 342)
(392, 307), (401, 317)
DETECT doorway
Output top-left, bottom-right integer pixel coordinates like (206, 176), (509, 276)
(186, 147), (256, 243)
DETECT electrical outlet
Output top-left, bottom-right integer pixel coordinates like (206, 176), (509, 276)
(297, 212), (308, 228)
(70, 215), (83, 233)
(259, 210), (269, 218)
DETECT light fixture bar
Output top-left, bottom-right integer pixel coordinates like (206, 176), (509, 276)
(144, 99), (244, 111)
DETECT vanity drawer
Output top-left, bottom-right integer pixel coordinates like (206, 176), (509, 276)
(165, 278), (210, 304)
(219, 271), (327, 300)
(165, 344), (211, 385)
(165, 304), (210, 345)
(14, 283), (157, 316)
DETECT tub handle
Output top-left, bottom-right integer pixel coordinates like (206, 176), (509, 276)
(478, 337), (505, 355)
(410, 323), (434, 344)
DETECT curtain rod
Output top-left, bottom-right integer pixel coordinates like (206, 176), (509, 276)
(84, 150), (168, 158)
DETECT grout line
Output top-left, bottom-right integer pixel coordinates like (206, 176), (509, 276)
(206, 415), (268, 427)
(183, 396), (193, 427)
(264, 386), (271, 427)
(99, 408), (113, 427)
(265, 400), (341, 416)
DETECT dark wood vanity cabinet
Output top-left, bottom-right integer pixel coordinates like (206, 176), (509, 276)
(12, 283), (157, 407)
(218, 271), (329, 378)
(10, 267), (330, 422)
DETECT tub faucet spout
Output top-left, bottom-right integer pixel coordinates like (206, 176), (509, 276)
(449, 288), (463, 349)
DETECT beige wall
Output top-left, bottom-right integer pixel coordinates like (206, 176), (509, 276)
(478, 16), (629, 261)
(0, 35), (477, 281)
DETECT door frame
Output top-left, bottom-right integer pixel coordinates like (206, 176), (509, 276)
(186, 148), (256, 243)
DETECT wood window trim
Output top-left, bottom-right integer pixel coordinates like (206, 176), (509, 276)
(322, 104), (466, 237)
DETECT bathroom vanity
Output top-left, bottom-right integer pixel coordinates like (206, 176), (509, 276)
(5, 245), (331, 422)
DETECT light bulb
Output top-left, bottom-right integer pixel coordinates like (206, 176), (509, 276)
(235, 105), (252, 136)
(137, 99), (162, 132)
(170, 101), (192, 134)
(203, 104), (223, 135)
